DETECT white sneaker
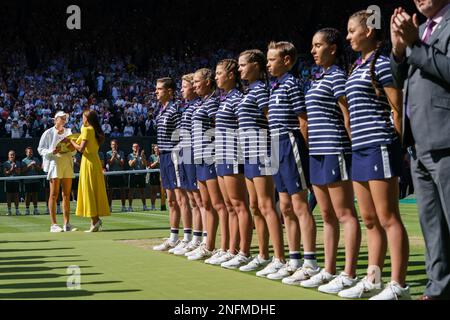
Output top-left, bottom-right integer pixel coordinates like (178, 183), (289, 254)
(205, 249), (228, 265)
(208, 250), (235, 266)
(63, 224), (78, 232)
(185, 242), (205, 257)
(121, 206), (127, 212)
(256, 258), (285, 278)
(338, 277), (383, 299)
(300, 269), (335, 288)
(318, 272), (358, 294)
(15, 209), (20, 216)
(25, 208), (30, 216)
(187, 245), (214, 261)
(278, 263), (319, 283)
(239, 255), (271, 272)
(7, 210), (12, 216)
(268, 260), (302, 280)
(175, 240), (201, 256)
(50, 224), (63, 233)
(221, 253), (252, 269)
(369, 281), (411, 300)
(153, 239), (179, 251)
(128, 207), (133, 212)
(168, 240), (189, 254)
(143, 205), (148, 211)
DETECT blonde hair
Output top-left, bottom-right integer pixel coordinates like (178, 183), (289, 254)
(268, 41), (298, 65)
(182, 73), (194, 85)
(195, 68), (216, 89)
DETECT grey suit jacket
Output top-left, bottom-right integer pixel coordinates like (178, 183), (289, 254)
(391, 8), (450, 156)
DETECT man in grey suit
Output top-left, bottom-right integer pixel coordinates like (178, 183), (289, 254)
(390, 0), (450, 300)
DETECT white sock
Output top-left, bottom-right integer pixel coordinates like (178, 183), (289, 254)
(289, 251), (303, 268)
(193, 230), (202, 243)
(169, 229), (179, 243)
(202, 231), (207, 244)
(258, 255), (270, 262)
(303, 252), (318, 269)
(183, 229), (192, 242)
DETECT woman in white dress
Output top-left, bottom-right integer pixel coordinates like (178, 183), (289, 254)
(38, 111), (77, 233)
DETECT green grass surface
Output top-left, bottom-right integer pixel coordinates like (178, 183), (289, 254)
(0, 201), (426, 300)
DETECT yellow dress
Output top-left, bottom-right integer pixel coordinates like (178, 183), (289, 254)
(76, 126), (110, 218)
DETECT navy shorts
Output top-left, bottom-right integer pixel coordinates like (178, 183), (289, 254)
(352, 139), (402, 182)
(310, 153), (352, 186)
(160, 152), (182, 190)
(273, 131), (310, 195)
(216, 162), (244, 177)
(244, 160), (271, 180)
(179, 147), (197, 191)
(196, 163), (217, 182)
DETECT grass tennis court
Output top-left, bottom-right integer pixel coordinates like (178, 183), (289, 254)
(0, 200), (426, 300)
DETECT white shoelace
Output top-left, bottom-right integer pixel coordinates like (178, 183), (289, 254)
(356, 278), (375, 292)
(385, 282), (400, 300)
(329, 274), (347, 286)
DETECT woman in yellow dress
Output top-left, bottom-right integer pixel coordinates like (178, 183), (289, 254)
(69, 109), (110, 232)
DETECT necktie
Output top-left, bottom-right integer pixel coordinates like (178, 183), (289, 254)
(423, 20), (437, 44)
(407, 20), (437, 118)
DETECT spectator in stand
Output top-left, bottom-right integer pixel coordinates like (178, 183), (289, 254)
(123, 121), (135, 137)
(110, 126), (122, 137)
(102, 118), (112, 137)
(3, 150), (21, 216)
(21, 147), (42, 215)
(11, 119), (21, 138)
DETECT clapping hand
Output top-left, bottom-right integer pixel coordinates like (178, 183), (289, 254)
(391, 7), (420, 51)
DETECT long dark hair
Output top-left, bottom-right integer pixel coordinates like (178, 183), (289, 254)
(348, 10), (386, 97)
(316, 28), (349, 73)
(84, 110), (105, 145)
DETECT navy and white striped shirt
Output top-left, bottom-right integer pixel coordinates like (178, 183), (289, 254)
(156, 101), (181, 152)
(268, 73), (306, 137)
(192, 94), (220, 163)
(345, 54), (396, 150)
(215, 89), (243, 163)
(179, 97), (201, 149)
(305, 65), (351, 155)
(237, 81), (271, 161)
